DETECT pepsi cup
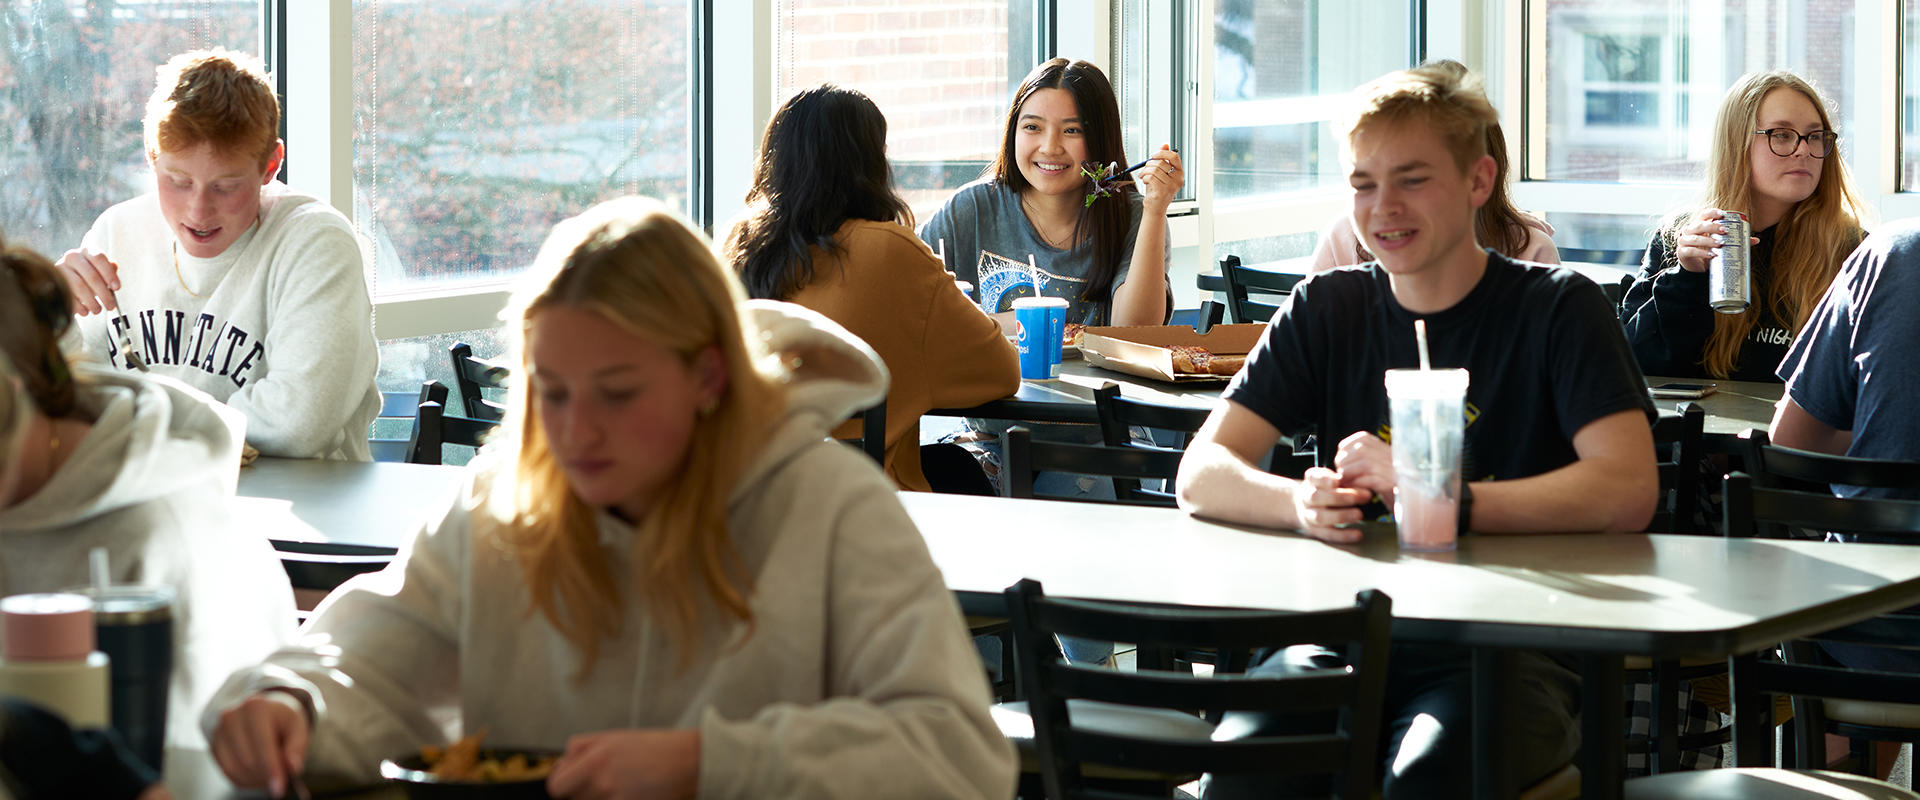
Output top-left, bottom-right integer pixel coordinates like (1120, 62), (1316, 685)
(1038, 298), (1069, 376)
(1012, 297), (1061, 380)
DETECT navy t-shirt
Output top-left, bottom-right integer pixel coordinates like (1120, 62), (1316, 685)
(1224, 253), (1654, 485)
(1777, 221), (1920, 501)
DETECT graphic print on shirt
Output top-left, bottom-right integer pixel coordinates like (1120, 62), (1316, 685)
(976, 248), (1088, 316)
(1749, 325), (1793, 346)
(1377, 399), (1487, 479)
(104, 308), (263, 389)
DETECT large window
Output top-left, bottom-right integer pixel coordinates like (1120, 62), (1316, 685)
(771, 0), (1041, 221)
(1534, 0), (1857, 183)
(1, 3), (261, 257)
(1902, 1), (1920, 190)
(350, 1), (693, 292)
(1212, 0), (1416, 201)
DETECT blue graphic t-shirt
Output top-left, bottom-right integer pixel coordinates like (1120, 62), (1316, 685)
(918, 178), (1163, 326)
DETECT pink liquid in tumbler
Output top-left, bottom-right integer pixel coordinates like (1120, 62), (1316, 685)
(1396, 487), (1458, 551)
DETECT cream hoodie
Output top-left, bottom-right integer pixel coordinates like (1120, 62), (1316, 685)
(0, 365), (297, 750)
(204, 302), (1018, 798)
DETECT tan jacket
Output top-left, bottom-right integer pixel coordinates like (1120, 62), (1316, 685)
(788, 220), (1019, 491)
(203, 303), (1016, 799)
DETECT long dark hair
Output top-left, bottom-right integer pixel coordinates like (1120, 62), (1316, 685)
(987, 58), (1132, 306)
(727, 85), (913, 301)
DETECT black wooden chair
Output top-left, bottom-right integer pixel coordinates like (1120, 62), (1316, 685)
(410, 380), (501, 466)
(1648, 402), (1706, 534)
(1732, 434), (1920, 776)
(1002, 578), (1392, 800)
(1001, 425), (1185, 508)
(369, 382), (454, 465)
(449, 341), (509, 422)
(839, 401), (886, 465)
(1089, 383), (1315, 505)
(1217, 255), (1304, 324)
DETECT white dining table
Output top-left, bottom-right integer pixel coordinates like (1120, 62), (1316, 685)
(236, 457), (467, 553)
(229, 459), (1917, 799)
(902, 492), (1920, 799)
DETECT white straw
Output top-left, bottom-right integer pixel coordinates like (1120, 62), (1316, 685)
(1414, 319), (1433, 372)
(1413, 319), (1443, 473)
(1027, 254), (1043, 298)
(935, 238), (946, 266)
(89, 547), (110, 594)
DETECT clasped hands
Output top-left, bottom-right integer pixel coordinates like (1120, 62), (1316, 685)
(1291, 431), (1395, 543)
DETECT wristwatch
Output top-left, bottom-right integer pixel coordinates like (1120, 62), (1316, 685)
(1457, 481), (1475, 535)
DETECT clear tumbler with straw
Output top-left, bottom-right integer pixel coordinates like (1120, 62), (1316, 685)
(1385, 320), (1469, 551)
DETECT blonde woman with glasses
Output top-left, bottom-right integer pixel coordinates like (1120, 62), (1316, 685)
(1621, 71), (1870, 381)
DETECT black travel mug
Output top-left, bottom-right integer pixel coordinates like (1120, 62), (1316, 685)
(72, 586), (174, 773)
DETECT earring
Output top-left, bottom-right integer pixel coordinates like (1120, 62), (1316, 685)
(698, 398), (719, 418)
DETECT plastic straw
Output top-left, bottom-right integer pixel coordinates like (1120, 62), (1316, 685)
(1414, 320), (1442, 472)
(1415, 319), (1433, 371)
(1026, 254), (1043, 298)
(89, 547), (109, 594)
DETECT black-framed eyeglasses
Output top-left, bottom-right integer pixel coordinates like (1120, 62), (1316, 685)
(1754, 128), (1839, 158)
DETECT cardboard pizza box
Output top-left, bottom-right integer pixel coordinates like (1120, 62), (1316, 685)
(1079, 323), (1265, 383)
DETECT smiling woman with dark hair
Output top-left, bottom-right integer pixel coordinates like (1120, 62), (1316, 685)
(920, 57), (1180, 328)
(725, 85), (1017, 493)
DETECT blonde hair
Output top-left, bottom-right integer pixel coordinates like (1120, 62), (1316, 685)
(1659, 72), (1869, 379)
(144, 49), (280, 168)
(495, 197), (786, 678)
(1338, 63), (1498, 179)
(1341, 61), (1533, 260)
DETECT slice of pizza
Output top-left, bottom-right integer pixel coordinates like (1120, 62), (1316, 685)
(1170, 345), (1246, 376)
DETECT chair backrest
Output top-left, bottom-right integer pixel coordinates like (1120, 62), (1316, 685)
(1005, 578), (1391, 800)
(1218, 255), (1304, 324)
(1724, 472), (1920, 542)
(840, 401), (886, 465)
(1091, 384), (1315, 492)
(1648, 402), (1704, 533)
(449, 342), (510, 422)
(370, 382), (448, 464)
(1743, 430), (1920, 492)
(1001, 425), (1185, 507)
(409, 380), (501, 466)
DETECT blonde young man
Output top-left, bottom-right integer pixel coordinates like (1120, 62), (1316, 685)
(1178, 66), (1657, 797)
(57, 49), (378, 460)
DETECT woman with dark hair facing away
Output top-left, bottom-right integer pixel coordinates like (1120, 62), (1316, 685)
(725, 85), (1018, 493)
(205, 198), (1015, 799)
(920, 57), (1182, 327)
(1621, 70), (1870, 381)
(1310, 60), (1559, 270)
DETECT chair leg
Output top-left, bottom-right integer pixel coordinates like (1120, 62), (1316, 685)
(1651, 660), (1680, 773)
(1854, 737), (1873, 776)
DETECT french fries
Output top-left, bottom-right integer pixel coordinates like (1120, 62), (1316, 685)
(418, 729), (557, 783)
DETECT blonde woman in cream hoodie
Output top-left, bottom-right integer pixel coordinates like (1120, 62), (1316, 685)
(0, 237), (296, 752)
(206, 198), (1016, 800)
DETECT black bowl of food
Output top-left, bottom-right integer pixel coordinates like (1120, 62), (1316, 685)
(379, 745), (560, 799)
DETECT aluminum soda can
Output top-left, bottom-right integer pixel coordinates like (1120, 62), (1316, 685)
(1709, 211), (1751, 314)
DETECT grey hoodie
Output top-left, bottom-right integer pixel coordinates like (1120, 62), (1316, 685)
(0, 365), (297, 749)
(204, 302), (1018, 798)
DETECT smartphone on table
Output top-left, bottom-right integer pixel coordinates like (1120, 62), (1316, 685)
(1648, 382), (1717, 400)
